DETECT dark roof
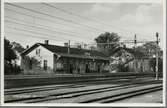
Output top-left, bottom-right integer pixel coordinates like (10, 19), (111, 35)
(21, 43), (109, 61)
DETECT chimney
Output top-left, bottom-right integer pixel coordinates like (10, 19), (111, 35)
(123, 45), (126, 48)
(84, 44), (87, 49)
(45, 40), (49, 45)
(26, 45), (29, 49)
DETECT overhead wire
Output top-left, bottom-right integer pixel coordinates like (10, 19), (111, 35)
(6, 16), (92, 37)
(5, 8), (102, 33)
(5, 19), (93, 41)
(5, 6), (153, 42)
(5, 3), (157, 47)
(5, 31), (66, 43)
(6, 25), (85, 43)
(6, 3), (107, 33)
(43, 3), (154, 38)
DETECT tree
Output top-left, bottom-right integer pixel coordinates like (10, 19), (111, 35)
(142, 42), (161, 57)
(135, 42), (161, 58)
(149, 58), (163, 77)
(123, 42), (161, 58)
(95, 32), (120, 56)
(126, 42), (163, 74)
(11, 42), (25, 53)
(4, 38), (22, 75)
(143, 42), (163, 76)
(4, 38), (17, 63)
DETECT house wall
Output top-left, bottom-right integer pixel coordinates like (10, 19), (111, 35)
(128, 59), (152, 72)
(53, 56), (109, 74)
(21, 46), (54, 74)
(21, 45), (109, 75)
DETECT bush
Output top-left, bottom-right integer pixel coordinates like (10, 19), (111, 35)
(117, 64), (129, 72)
(5, 62), (22, 75)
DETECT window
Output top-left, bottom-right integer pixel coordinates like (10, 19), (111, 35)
(29, 59), (32, 69)
(36, 49), (40, 55)
(85, 52), (91, 56)
(43, 60), (47, 70)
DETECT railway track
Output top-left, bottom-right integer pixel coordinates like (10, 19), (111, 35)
(81, 84), (162, 103)
(5, 78), (162, 103)
(92, 86), (162, 103)
(5, 76), (156, 96)
(5, 76), (145, 95)
(5, 73), (155, 89)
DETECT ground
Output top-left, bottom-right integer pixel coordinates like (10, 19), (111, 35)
(5, 77), (163, 103)
(116, 90), (163, 103)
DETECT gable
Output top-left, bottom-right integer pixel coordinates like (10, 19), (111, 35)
(27, 45), (54, 57)
(21, 44), (53, 56)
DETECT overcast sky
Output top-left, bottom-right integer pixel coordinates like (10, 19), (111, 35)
(4, 2), (163, 48)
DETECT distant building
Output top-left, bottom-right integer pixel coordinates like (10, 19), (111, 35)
(110, 47), (155, 73)
(21, 41), (110, 74)
(126, 58), (152, 73)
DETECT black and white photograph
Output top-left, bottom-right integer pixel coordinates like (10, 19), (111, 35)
(1, 0), (166, 107)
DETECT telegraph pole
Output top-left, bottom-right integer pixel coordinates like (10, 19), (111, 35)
(155, 32), (159, 80)
(107, 37), (110, 49)
(67, 40), (70, 73)
(134, 34), (137, 73)
(68, 40), (70, 54)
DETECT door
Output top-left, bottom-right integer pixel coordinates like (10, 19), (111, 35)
(97, 64), (100, 73)
(70, 64), (73, 74)
(85, 64), (89, 73)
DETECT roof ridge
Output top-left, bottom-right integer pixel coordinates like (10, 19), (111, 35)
(22, 43), (108, 58)
(39, 43), (104, 53)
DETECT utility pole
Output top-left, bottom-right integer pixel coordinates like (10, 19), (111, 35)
(68, 40), (70, 54)
(134, 34), (137, 73)
(107, 37), (110, 49)
(67, 40), (70, 73)
(105, 37), (110, 56)
(155, 32), (159, 80)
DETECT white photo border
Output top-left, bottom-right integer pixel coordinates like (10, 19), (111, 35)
(1, 0), (166, 107)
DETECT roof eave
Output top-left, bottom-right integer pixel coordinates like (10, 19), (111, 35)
(20, 43), (41, 56)
(55, 53), (109, 61)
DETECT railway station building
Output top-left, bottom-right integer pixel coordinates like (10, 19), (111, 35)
(20, 41), (110, 74)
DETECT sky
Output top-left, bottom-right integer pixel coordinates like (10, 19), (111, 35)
(4, 2), (163, 48)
